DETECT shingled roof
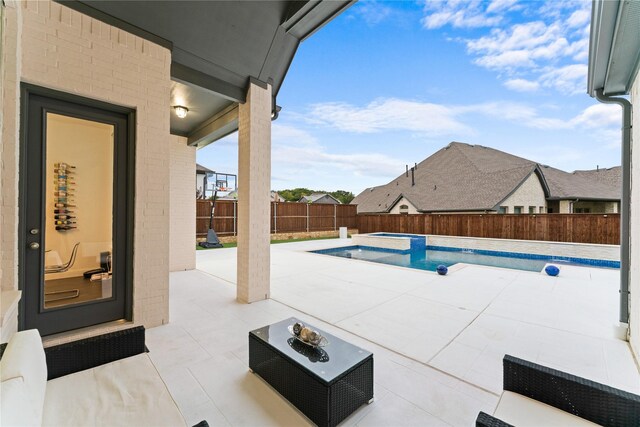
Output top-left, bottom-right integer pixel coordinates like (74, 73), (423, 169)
(196, 163), (214, 174)
(352, 142), (620, 213)
(541, 166), (621, 200)
(573, 167), (621, 188)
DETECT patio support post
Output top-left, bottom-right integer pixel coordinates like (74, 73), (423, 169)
(236, 80), (271, 303)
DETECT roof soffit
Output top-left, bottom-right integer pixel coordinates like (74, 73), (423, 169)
(588, 0), (640, 96)
(60, 0), (353, 144)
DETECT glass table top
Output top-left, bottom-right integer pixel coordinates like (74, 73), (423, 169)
(249, 317), (373, 385)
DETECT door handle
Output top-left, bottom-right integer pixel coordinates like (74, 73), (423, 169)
(28, 242), (40, 250)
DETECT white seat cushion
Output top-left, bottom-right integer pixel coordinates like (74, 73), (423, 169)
(494, 391), (600, 427)
(0, 329), (48, 426)
(43, 353), (186, 427)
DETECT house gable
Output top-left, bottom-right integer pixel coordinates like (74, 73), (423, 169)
(388, 196), (419, 214)
(494, 170), (547, 213)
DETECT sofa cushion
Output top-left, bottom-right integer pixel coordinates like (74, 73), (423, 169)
(0, 329), (48, 426)
(494, 391), (600, 426)
(43, 353), (186, 427)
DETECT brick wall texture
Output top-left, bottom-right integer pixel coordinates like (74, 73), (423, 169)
(500, 172), (547, 213)
(630, 70), (639, 360)
(237, 82), (272, 303)
(170, 135), (196, 271)
(1, 0), (172, 330)
(1, 4), (22, 292)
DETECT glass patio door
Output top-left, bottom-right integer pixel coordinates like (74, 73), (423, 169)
(21, 86), (133, 336)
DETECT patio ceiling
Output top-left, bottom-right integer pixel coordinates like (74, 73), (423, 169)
(59, 0), (353, 146)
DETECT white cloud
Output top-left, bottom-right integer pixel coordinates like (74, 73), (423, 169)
(305, 97), (618, 135)
(423, 1), (591, 95)
(272, 124), (402, 178)
(486, 0), (518, 14)
(306, 98), (472, 135)
(466, 21), (555, 53)
(353, 1), (393, 26)
(503, 78), (540, 92)
(570, 103), (621, 129)
(466, 21), (571, 71)
(421, 0), (506, 29)
(467, 101), (619, 130)
(457, 101), (570, 129)
(474, 49), (534, 69)
(538, 64), (587, 94)
(567, 9), (590, 28)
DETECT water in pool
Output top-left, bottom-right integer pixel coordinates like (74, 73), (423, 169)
(312, 246), (611, 273)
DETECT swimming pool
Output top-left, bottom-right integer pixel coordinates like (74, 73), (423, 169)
(311, 245), (619, 273)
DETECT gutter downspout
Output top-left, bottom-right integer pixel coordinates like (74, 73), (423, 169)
(595, 89), (631, 325)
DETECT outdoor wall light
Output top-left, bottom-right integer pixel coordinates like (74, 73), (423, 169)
(173, 105), (189, 118)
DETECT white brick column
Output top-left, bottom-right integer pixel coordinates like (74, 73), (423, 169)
(237, 80), (271, 303)
(169, 135), (196, 271)
(629, 71), (639, 359)
(1, 2), (22, 292)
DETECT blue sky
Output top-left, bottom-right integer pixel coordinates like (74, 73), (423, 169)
(196, 0), (621, 195)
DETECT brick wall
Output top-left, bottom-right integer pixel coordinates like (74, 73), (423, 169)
(237, 82), (271, 303)
(500, 172), (547, 213)
(0, 2), (22, 341)
(573, 200), (620, 213)
(3, 0), (172, 331)
(169, 135), (196, 271)
(629, 69), (639, 361)
(559, 200), (572, 213)
(1, 3), (22, 292)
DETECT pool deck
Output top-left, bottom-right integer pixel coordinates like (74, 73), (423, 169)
(151, 238), (639, 426)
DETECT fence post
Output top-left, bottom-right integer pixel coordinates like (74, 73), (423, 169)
(233, 200), (237, 236)
(334, 204), (337, 230)
(274, 202), (277, 233)
(306, 203), (309, 232)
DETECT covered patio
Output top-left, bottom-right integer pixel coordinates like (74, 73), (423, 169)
(137, 239), (638, 425)
(1, 0), (639, 425)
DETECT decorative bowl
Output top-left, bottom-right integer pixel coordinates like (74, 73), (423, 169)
(287, 325), (328, 348)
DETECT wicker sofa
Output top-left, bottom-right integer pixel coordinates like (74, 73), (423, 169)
(0, 326), (207, 427)
(476, 354), (640, 427)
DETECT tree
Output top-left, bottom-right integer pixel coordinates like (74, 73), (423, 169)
(278, 188), (313, 202)
(276, 188), (355, 204)
(329, 190), (355, 204)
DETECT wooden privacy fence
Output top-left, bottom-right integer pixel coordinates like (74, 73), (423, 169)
(356, 213), (620, 245)
(197, 200), (357, 237)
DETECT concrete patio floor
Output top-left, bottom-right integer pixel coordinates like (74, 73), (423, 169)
(149, 238), (639, 426)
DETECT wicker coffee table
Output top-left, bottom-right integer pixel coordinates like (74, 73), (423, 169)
(249, 317), (374, 427)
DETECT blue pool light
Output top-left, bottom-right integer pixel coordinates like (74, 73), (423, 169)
(436, 265), (448, 275)
(545, 265), (560, 276)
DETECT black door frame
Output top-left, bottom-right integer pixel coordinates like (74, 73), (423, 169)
(19, 83), (135, 336)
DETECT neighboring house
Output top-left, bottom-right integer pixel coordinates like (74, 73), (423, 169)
(573, 166), (621, 187)
(542, 166), (620, 214)
(353, 142), (620, 214)
(299, 193), (342, 204)
(271, 191), (285, 202)
(196, 163), (214, 199)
